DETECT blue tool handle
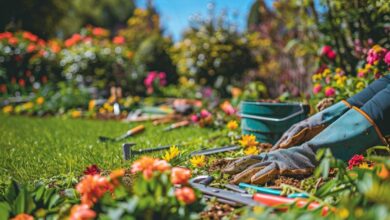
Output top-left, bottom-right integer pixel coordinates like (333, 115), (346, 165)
(287, 193), (309, 199)
(239, 183), (282, 196)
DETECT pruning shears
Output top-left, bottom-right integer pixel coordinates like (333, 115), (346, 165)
(190, 176), (330, 216)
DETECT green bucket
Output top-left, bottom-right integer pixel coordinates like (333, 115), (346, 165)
(240, 101), (310, 144)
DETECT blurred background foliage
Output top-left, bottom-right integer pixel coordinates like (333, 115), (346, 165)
(0, 0), (389, 99)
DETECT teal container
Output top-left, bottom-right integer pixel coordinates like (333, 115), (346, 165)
(240, 101), (310, 144)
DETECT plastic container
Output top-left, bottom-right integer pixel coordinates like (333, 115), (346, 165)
(240, 101), (310, 144)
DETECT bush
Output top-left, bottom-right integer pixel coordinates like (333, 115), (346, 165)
(170, 8), (256, 96)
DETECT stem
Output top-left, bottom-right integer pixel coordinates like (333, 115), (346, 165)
(280, 183), (336, 209)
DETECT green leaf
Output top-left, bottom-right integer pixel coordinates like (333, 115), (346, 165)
(0, 202), (11, 220)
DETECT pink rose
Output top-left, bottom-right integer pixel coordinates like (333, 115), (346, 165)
(321, 45), (332, 55)
(200, 109), (211, 118)
(326, 50), (336, 60)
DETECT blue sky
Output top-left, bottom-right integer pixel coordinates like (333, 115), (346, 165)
(137, 0), (274, 41)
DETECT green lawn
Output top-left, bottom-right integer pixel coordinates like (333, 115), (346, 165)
(0, 114), (217, 187)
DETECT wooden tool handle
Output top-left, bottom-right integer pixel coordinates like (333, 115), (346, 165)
(128, 125), (145, 135)
(172, 120), (190, 128)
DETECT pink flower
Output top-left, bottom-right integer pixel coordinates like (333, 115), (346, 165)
(200, 109), (211, 118)
(367, 45), (387, 65)
(171, 167), (191, 185)
(327, 50), (336, 59)
(191, 114), (199, 122)
(313, 84), (322, 94)
(175, 187), (196, 204)
(321, 45), (332, 55)
(321, 45), (336, 60)
(384, 51), (390, 66)
(324, 87), (336, 97)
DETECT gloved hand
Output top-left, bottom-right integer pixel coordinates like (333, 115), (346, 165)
(272, 101), (351, 150)
(223, 145), (317, 184)
(224, 107), (386, 184)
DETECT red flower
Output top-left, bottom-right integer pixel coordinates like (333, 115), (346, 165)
(113, 36), (125, 45)
(0, 32), (12, 39)
(26, 43), (36, 53)
(18, 79), (26, 87)
(0, 84), (7, 93)
(23, 31), (38, 42)
(41, 75), (48, 84)
(83, 164), (101, 176)
(92, 27), (107, 36)
(8, 37), (18, 45)
(327, 50), (336, 59)
(175, 187), (196, 204)
(348, 154), (364, 169)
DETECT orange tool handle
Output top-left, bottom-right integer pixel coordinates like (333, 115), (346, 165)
(253, 193), (330, 216)
(128, 125), (145, 135)
(172, 120), (190, 128)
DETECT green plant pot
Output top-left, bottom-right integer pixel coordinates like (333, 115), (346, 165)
(240, 101), (310, 144)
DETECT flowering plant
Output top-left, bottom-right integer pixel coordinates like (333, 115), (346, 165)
(144, 71), (167, 95)
(312, 45), (389, 105)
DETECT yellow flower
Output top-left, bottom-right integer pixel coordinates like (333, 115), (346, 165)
(71, 110), (82, 118)
(103, 103), (113, 112)
(162, 145), (180, 162)
(336, 76), (347, 87)
(227, 120), (238, 130)
(239, 134), (258, 148)
(322, 68), (331, 77)
(36, 97), (44, 105)
(88, 100), (96, 111)
(190, 155), (206, 167)
(244, 146), (259, 155)
(358, 162), (371, 169)
(312, 74), (322, 82)
(336, 208), (349, 219)
(23, 102), (34, 110)
(356, 82), (365, 90)
(2, 105), (13, 114)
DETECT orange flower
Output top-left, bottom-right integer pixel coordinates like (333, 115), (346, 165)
(175, 187), (196, 204)
(11, 214), (34, 220)
(377, 164), (390, 179)
(109, 168), (125, 179)
(239, 134), (258, 148)
(76, 175), (113, 206)
(131, 157), (171, 180)
(69, 204), (96, 220)
(171, 167), (191, 185)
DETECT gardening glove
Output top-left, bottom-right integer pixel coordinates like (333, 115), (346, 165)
(224, 107), (387, 184)
(272, 100), (351, 150)
(224, 146), (317, 184)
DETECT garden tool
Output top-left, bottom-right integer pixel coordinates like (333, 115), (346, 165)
(238, 183), (308, 198)
(122, 143), (173, 160)
(190, 176), (329, 215)
(98, 125), (145, 142)
(224, 106), (387, 185)
(272, 100), (351, 150)
(189, 145), (240, 156)
(163, 120), (190, 131)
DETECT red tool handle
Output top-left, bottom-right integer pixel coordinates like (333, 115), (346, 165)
(253, 193), (330, 216)
(128, 125), (145, 135)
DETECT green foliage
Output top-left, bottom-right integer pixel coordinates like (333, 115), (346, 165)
(170, 8), (256, 96)
(134, 34), (177, 84)
(0, 180), (77, 219)
(319, 0), (390, 73)
(0, 0), (135, 38)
